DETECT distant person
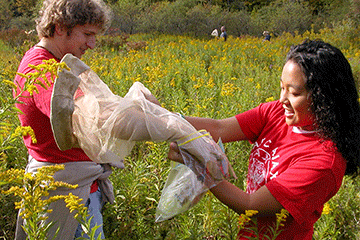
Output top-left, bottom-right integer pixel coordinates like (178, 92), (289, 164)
(220, 26), (227, 41)
(211, 29), (219, 38)
(263, 31), (271, 41)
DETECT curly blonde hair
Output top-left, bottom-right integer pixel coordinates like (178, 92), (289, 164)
(36, 0), (112, 38)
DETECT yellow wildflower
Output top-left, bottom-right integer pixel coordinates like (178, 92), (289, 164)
(206, 77), (215, 88)
(1, 164), (79, 224)
(221, 82), (236, 96)
(266, 96), (275, 102)
(193, 82), (203, 89)
(16, 59), (69, 97)
(245, 210), (259, 217)
(0, 168), (25, 185)
(64, 193), (87, 219)
(322, 202), (332, 215)
(276, 209), (289, 227)
(170, 78), (176, 87)
(27, 85), (39, 95)
(16, 72), (28, 79)
(2, 79), (17, 89)
(239, 210), (258, 229)
(12, 126), (37, 144)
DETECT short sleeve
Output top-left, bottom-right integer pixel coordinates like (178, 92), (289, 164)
(235, 101), (283, 143)
(16, 48), (56, 118)
(33, 74), (54, 118)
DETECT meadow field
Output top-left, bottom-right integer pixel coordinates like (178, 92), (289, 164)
(1, 30), (360, 239)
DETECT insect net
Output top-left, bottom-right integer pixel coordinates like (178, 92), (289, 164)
(50, 54), (236, 220)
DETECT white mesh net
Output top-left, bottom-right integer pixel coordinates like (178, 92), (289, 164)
(51, 54), (236, 220)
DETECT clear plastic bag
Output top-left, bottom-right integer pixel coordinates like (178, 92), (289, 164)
(177, 131), (235, 189)
(155, 161), (208, 222)
(155, 134), (236, 222)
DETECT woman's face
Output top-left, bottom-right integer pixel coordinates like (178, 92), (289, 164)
(280, 60), (314, 131)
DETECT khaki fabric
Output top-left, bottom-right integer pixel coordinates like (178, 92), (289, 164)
(15, 156), (114, 240)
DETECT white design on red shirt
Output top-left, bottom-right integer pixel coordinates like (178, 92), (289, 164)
(247, 138), (279, 193)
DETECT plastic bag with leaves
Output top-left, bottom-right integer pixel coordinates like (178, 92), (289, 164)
(155, 135), (236, 222)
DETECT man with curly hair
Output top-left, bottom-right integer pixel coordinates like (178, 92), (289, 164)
(14, 0), (112, 239)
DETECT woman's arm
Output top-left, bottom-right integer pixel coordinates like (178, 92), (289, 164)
(183, 116), (248, 143)
(168, 142), (283, 217)
(142, 90), (246, 143)
(210, 180), (283, 216)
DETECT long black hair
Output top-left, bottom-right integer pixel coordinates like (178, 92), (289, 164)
(286, 40), (360, 175)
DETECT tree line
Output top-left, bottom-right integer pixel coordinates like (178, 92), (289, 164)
(1, 0), (360, 39)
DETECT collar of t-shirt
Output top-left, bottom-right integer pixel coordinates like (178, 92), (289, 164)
(292, 126), (317, 134)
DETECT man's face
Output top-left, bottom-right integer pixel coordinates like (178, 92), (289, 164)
(62, 24), (100, 59)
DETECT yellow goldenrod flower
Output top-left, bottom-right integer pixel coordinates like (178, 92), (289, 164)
(2, 79), (17, 89)
(221, 82), (236, 96)
(64, 193), (87, 219)
(16, 72), (28, 79)
(276, 209), (289, 227)
(1, 164), (82, 238)
(12, 126), (37, 144)
(245, 210), (259, 217)
(266, 96), (275, 102)
(206, 77), (215, 88)
(322, 202), (332, 215)
(15, 59), (69, 97)
(193, 82), (203, 89)
(27, 85), (39, 95)
(238, 210), (258, 229)
(170, 78), (176, 87)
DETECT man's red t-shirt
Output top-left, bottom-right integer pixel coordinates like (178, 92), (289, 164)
(14, 47), (92, 163)
(14, 47), (98, 193)
(235, 101), (346, 240)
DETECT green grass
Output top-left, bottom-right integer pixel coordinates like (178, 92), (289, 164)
(1, 30), (360, 239)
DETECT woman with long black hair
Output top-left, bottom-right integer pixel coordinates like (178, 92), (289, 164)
(168, 40), (360, 239)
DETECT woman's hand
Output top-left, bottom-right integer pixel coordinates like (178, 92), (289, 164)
(167, 142), (184, 164)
